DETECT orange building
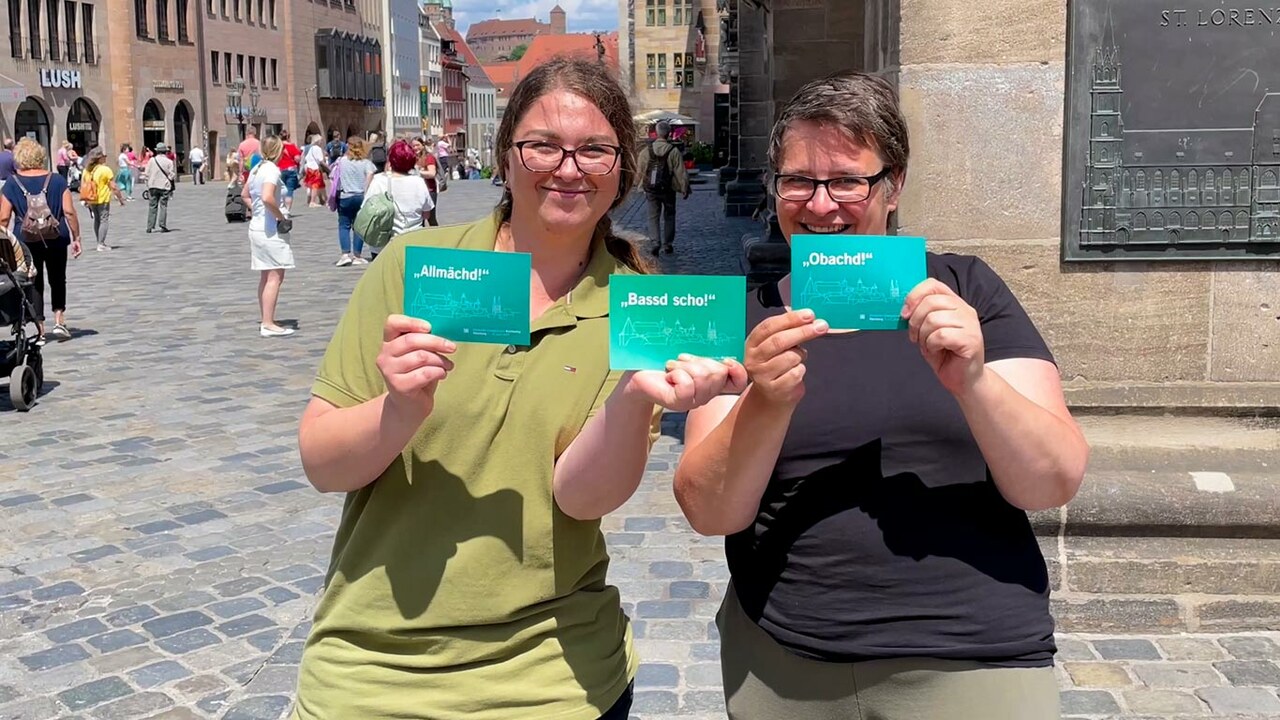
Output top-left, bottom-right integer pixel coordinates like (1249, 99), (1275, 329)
(482, 32), (619, 122)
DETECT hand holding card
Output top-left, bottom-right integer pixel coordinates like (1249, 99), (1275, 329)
(791, 235), (927, 331)
(377, 314), (457, 420)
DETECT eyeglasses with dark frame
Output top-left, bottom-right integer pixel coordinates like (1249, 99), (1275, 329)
(772, 167), (894, 203)
(513, 140), (623, 176)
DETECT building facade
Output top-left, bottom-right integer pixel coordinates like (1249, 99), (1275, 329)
(383, 0), (418, 137)
(0, 0), (111, 163)
(418, 10), (442, 137)
(620, 0), (725, 139)
(282, 0), (383, 149)
(200, 0), (288, 175)
(465, 5), (566, 63)
(434, 22), (466, 151)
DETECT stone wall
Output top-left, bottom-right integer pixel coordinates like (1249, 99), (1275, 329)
(892, 0), (1280, 408)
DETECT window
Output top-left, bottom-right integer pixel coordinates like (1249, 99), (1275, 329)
(657, 0), (666, 26)
(646, 53), (656, 88)
(236, 52), (244, 79)
(673, 0), (685, 25)
(657, 52), (667, 88)
(156, 0), (168, 40)
(259, 56), (266, 86)
(135, 0), (147, 37)
(266, 0), (272, 25)
(684, 52), (694, 86)
(645, 0), (654, 26)
(270, 57), (277, 87)
(80, 1), (92, 62)
(7, 0), (19, 59)
(219, 0), (225, 16)
(255, 0), (261, 23)
(45, 0), (57, 59)
(223, 52), (230, 81)
(205, 0), (211, 14)
(232, 0), (238, 20)
(63, 0), (74, 60)
(248, 54), (255, 85)
(176, 0), (188, 41)
(211, 50), (219, 82)
(27, 0), (39, 57)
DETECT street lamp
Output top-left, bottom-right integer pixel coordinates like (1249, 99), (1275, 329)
(226, 80), (261, 141)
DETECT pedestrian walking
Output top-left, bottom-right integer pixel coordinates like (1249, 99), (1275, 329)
(673, 71), (1088, 720)
(277, 130), (303, 217)
(115, 144), (136, 200)
(434, 135), (452, 179)
(144, 143), (177, 233)
(188, 144), (206, 185)
(332, 136), (374, 267)
(292, 55), (738, 720)
(55, 142), (76, 179)
(0, 138), (16, 182)
(81, 147), (127, 252)
(0, 138), (83, 340)
(237, 129), (262, 182)
(368, 131), (388, 174)
(360, 139), (434, 260)
(303, 134), (328, 208)
(242, 135), (295, 338)
(636, 120), (689, 256)
(326, 130), (346, 165)
(411, 137), (440, 226)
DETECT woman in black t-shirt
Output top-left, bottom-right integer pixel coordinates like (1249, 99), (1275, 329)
(674, 73), (1089, 719)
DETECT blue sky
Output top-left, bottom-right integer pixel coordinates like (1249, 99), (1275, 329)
(450, 0), (620, 35)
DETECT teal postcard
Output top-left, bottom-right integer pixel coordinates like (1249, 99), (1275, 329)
(791, 235), (927, 331)
(403, 246), (531, 345)
(610, 275), (747, 371)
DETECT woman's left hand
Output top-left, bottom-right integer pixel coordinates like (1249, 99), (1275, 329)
(902, 279), (985, 397)
(69, 238), (82, 259)
(625, 355), (749, 412)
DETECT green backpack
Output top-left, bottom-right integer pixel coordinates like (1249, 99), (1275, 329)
(353, 187), (396, 248)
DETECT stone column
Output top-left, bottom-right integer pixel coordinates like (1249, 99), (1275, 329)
(723, 0), (769, 216)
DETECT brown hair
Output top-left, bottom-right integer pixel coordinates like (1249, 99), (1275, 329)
(494, 56), (649, 273)
(769, 71), (910, 192)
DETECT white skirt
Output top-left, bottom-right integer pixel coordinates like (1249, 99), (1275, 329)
(249, 228), (295, 270)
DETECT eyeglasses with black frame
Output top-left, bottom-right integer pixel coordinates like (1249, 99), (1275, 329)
(772, 167), (894, 203)
(513, 140), (622, 176)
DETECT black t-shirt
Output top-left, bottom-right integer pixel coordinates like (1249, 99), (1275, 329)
(726, 252), (1058, 668)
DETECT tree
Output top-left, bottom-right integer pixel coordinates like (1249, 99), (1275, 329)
(508, 43), (528, 61)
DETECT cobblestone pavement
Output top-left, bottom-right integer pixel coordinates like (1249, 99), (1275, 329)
(1, 179), (1278, 720)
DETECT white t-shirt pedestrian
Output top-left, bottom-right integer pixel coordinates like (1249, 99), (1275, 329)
(117, 152), (130, 170)
(304, 144), (325, 171)
(189, 147), (206, 164)
(248, 160), (282, 235)
(365, 172), (435, 236)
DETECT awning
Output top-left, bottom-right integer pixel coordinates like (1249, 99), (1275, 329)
(633, 109), (698, 126)
(0, 73), (26, 103)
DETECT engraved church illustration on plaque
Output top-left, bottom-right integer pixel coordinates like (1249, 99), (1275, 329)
(1063, 1), (1280, 260)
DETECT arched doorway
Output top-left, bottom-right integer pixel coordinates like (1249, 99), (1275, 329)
(173, 101), (194, 174)
(142, 100), (166, 152)
(66, 98), (101, 156)
(14, 97), (51, 160)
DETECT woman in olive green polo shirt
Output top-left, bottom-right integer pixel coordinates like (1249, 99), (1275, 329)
(294, 57), (745, 720)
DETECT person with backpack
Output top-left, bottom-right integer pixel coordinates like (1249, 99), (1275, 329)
(333, 136), (375, 267)
(637, 121), (690, 256)
(0, 138), (83, 340)
(326, 130), (347, 165)
(368, 132), (388, 174)
(356, 140), (434, 260)
(81, 147), (127, 252)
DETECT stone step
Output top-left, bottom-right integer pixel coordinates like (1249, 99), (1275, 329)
(1051, 592), (1280, 634)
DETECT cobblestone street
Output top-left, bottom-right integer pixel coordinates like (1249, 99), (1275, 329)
(1, 179), (1278, 720)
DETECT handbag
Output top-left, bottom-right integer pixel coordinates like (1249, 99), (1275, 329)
(326, 158), (343, 211)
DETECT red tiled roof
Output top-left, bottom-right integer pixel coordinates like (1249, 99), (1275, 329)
(518, 32), (620, 72)
(483, 62), (520, 101)
(466, 18), (550, 40)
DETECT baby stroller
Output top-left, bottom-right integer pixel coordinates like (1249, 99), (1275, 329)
(0, 236), (44, 411)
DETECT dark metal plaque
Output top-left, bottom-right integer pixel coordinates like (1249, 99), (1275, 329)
(1063, 1), (1280, 260)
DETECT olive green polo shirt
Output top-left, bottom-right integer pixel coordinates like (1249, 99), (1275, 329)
(294, 212), (641, 720)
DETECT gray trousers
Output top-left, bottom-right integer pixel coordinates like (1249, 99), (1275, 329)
(646, 191), (677, 251)
(719, 584), (1061, 720)
(89, 203), (110, 246)
(147, 189), (170, 230)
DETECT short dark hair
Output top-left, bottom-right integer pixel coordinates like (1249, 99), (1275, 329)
(768, 71), (910, 182)
(655, 121), (671, 138)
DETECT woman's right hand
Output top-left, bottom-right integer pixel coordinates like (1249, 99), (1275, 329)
(743, 309), (828, 407)
(377, 315), (456, 419)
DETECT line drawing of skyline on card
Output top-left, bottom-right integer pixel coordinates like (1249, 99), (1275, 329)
(409, 288), (520, 321)
(617, 318), (735, 348)
(798, 277), (904, 308)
